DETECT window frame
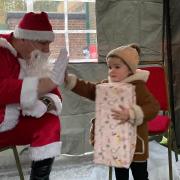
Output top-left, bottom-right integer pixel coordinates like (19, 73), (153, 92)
(0, 0), (97, 63)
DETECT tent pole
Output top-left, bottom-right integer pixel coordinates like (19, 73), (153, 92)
(163, 0), (177, 141)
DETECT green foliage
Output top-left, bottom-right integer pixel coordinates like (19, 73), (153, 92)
(3, 0), (26, 11)
(34, 1), (60, 12)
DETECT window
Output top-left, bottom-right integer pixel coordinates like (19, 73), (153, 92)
(0, 0), (97, 62)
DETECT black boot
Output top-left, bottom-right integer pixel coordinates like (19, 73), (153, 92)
(30, 158), (54, 180)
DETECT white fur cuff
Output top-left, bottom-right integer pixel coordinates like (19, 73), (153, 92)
(20, 77), (39, 109)
(131, 105), (144, 126)
(66, 74), (77, 90)
(29, 141), (62, 161)
(129, 108), (136, 125)
(45, 93), (62, 115)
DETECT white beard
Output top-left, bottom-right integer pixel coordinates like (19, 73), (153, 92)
(19, 50), (52, 78)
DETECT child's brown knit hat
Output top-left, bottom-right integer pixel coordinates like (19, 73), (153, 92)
(106, 44), (140, 74)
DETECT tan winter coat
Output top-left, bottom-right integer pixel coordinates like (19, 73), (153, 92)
(67, 69), (160, 162)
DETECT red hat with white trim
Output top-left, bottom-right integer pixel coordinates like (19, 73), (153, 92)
(14, 12), (54, 42)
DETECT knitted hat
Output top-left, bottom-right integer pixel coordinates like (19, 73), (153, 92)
(14, 12), (54, 42)
(106, 44), (140, 73)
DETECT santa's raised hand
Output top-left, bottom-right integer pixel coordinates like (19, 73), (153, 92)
(50, 48), (69, 85)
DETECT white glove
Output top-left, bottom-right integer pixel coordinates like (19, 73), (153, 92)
(22, 100), (47, 118)
(50, 48), (69, 85)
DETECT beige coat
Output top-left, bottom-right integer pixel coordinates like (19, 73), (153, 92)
(67, 69), (160, 161)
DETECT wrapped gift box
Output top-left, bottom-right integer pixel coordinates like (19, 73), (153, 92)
(94, 83), (137, 168)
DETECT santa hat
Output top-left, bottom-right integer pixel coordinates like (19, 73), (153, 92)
(14, 12), (54, 42)
(106, 44), (140, 74)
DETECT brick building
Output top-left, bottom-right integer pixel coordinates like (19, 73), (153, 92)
(6, 11), (97, 61)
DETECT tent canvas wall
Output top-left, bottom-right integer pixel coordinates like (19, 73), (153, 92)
(61, 0), (180, 154)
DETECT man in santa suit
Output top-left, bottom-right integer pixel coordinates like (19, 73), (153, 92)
(0, 12), (68, 180)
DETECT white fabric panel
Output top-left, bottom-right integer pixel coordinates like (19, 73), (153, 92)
(60, 63), (108, 154)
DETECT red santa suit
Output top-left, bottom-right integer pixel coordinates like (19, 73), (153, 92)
(0, 33), (62, 161)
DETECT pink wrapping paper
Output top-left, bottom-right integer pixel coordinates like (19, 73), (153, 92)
(94, 83), (137, 168)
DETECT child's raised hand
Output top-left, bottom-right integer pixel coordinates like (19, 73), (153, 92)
(111, 105), (130, 123)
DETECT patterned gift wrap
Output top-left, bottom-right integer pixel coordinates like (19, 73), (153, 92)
(94, 83), (137, 168)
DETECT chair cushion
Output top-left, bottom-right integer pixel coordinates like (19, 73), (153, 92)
(148, 115), (170, 134)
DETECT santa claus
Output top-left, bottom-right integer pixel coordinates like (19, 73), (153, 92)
(0, 12), (68, 180)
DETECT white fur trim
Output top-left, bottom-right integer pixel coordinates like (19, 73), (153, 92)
(14, 26), (55, 42)
(20, 77), (39, 109)
(128, 108), (136, 125)
(0, 104), (20, 132)
(45, 93), (62, 115)
(134, 135), (145, 155)
(0, 38), (17, 56)
(29, 141), (62, 161)
(135, 69), (150, 82)
(122, 69), (150, 83)
(66, 74), (77, 90)
(108, 69), (149, 83)
(131, 104), (144, 126)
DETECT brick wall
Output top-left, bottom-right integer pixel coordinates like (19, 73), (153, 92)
(7, 12), (97, 61)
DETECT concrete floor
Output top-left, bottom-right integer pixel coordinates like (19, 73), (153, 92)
(0, 141), (180, 180)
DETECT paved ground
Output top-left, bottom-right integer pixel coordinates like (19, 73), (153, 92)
(0, 141), (180, 180)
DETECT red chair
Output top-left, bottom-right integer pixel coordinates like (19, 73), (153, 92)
(140, 65), (174, 180)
